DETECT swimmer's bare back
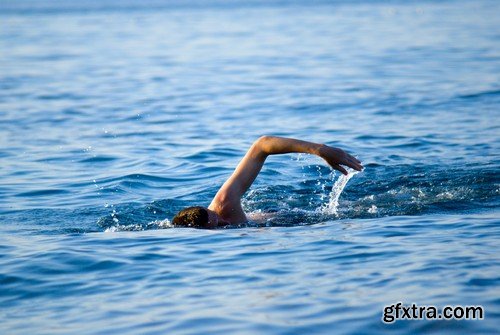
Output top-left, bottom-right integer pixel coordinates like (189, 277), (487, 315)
(208, 136), (363, 225)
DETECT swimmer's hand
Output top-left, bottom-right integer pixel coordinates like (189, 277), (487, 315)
(318, 144), (363, 175)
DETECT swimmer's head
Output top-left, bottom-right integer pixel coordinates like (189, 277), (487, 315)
(172, 206), (219, 228)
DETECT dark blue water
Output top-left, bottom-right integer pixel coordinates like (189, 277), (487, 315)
(1, 0), (499, 333)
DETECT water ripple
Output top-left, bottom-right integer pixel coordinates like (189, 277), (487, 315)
(1, 0), (499, 333)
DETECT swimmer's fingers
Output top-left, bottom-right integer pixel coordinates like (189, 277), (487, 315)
(352, 156), (362, 164)
(333, 164), (348, 175)
(319, 145), (363, 172)
(343, 151), (362, 165)
(345, 156), (363, 171)
(337, 151), (363, 171)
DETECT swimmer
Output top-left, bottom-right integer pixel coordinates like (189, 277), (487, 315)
(172, 136), (363, 228)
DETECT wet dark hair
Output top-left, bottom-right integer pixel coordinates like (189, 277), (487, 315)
(172, 206), (209, 228)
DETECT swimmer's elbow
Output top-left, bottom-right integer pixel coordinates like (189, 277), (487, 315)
(254, 135), (274, 156)
(257, 135), (273, 143)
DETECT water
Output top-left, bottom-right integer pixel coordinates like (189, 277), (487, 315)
(322, 170), (359, 216)
(1, 0), (499, 333)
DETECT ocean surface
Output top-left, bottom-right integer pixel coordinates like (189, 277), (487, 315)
(1, 0), (499, 333)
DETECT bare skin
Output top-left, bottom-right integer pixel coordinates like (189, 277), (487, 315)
(204, 136), (363, 227)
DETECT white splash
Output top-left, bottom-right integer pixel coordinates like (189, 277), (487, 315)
(321, 170), (359, 216)
(368, 204), (378, 214)
(104, 218), (173, 233)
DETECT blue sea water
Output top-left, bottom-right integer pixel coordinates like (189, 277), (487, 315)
(1, 0), (499, 333)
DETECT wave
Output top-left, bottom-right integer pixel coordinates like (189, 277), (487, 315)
(99, 164), (499, 231)
(458, 89), (500, 99)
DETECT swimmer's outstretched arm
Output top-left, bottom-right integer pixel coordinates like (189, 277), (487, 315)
(209, 136), (362, 222)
